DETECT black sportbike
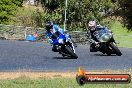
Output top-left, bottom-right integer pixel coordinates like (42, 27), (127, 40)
(90, 27), (122, 56)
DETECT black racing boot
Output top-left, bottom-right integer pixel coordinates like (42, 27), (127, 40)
(52, 45), (58, 52)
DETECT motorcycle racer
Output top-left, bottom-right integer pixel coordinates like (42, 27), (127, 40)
(45, 21), (64, 52)
(86, 20), (104, 52)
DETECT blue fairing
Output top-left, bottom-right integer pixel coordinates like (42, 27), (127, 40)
(53, 33), (66, 45)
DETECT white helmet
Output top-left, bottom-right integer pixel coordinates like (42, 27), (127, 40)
(88, 21), (96, 27)
(88, 20), (96, 31)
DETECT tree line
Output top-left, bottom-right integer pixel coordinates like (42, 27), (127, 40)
(0, 0), (132, 31)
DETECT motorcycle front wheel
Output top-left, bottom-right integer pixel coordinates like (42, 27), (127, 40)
(110, 43), (122, 56)
(64, 46), (78, 59)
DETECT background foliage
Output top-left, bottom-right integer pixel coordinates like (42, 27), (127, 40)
(0, 0), (132, 31)
(117, 0), (132, 31)
(0, 0), (23, 24)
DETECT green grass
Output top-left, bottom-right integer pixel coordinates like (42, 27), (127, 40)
(0, 77), (131, 88)
(110, 21), (132, 48)
(114, 35), (132, 48)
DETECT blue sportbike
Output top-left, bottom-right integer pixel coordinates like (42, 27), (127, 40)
(51, 31), (78, 59)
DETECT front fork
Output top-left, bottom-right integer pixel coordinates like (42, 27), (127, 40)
(60, 42), (76, 54)
(71, 42), (76, 53)
(110, 37), (116, 44)
(102, 42), (116, 54)
(99, 42), (109, 53)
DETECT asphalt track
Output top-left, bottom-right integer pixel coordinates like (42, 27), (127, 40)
(0, 40), (132, 72)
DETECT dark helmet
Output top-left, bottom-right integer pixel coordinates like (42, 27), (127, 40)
(53, 19), (59, 25)
(45, 21), (53, 32)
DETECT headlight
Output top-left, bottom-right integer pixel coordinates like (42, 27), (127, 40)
(102, 35), (110, 41)
(58, 39), (64, 44)
(101, 34), (111, 42)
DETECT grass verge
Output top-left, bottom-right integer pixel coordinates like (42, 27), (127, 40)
(111, 21), (132, 48)
(0, 76), (131, 88)
(0, 71), (131, 88)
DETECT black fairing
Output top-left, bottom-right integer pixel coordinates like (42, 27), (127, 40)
(109, 37), (116, 43)
(99, 37), (116, 54)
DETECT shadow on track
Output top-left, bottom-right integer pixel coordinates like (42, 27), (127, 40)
(92, 53), (117, 56)
(53, 57), (77, 59)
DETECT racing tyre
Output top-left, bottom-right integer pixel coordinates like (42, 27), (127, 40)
(65, 46), (78, 59)
(110, 43), (122, 56)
